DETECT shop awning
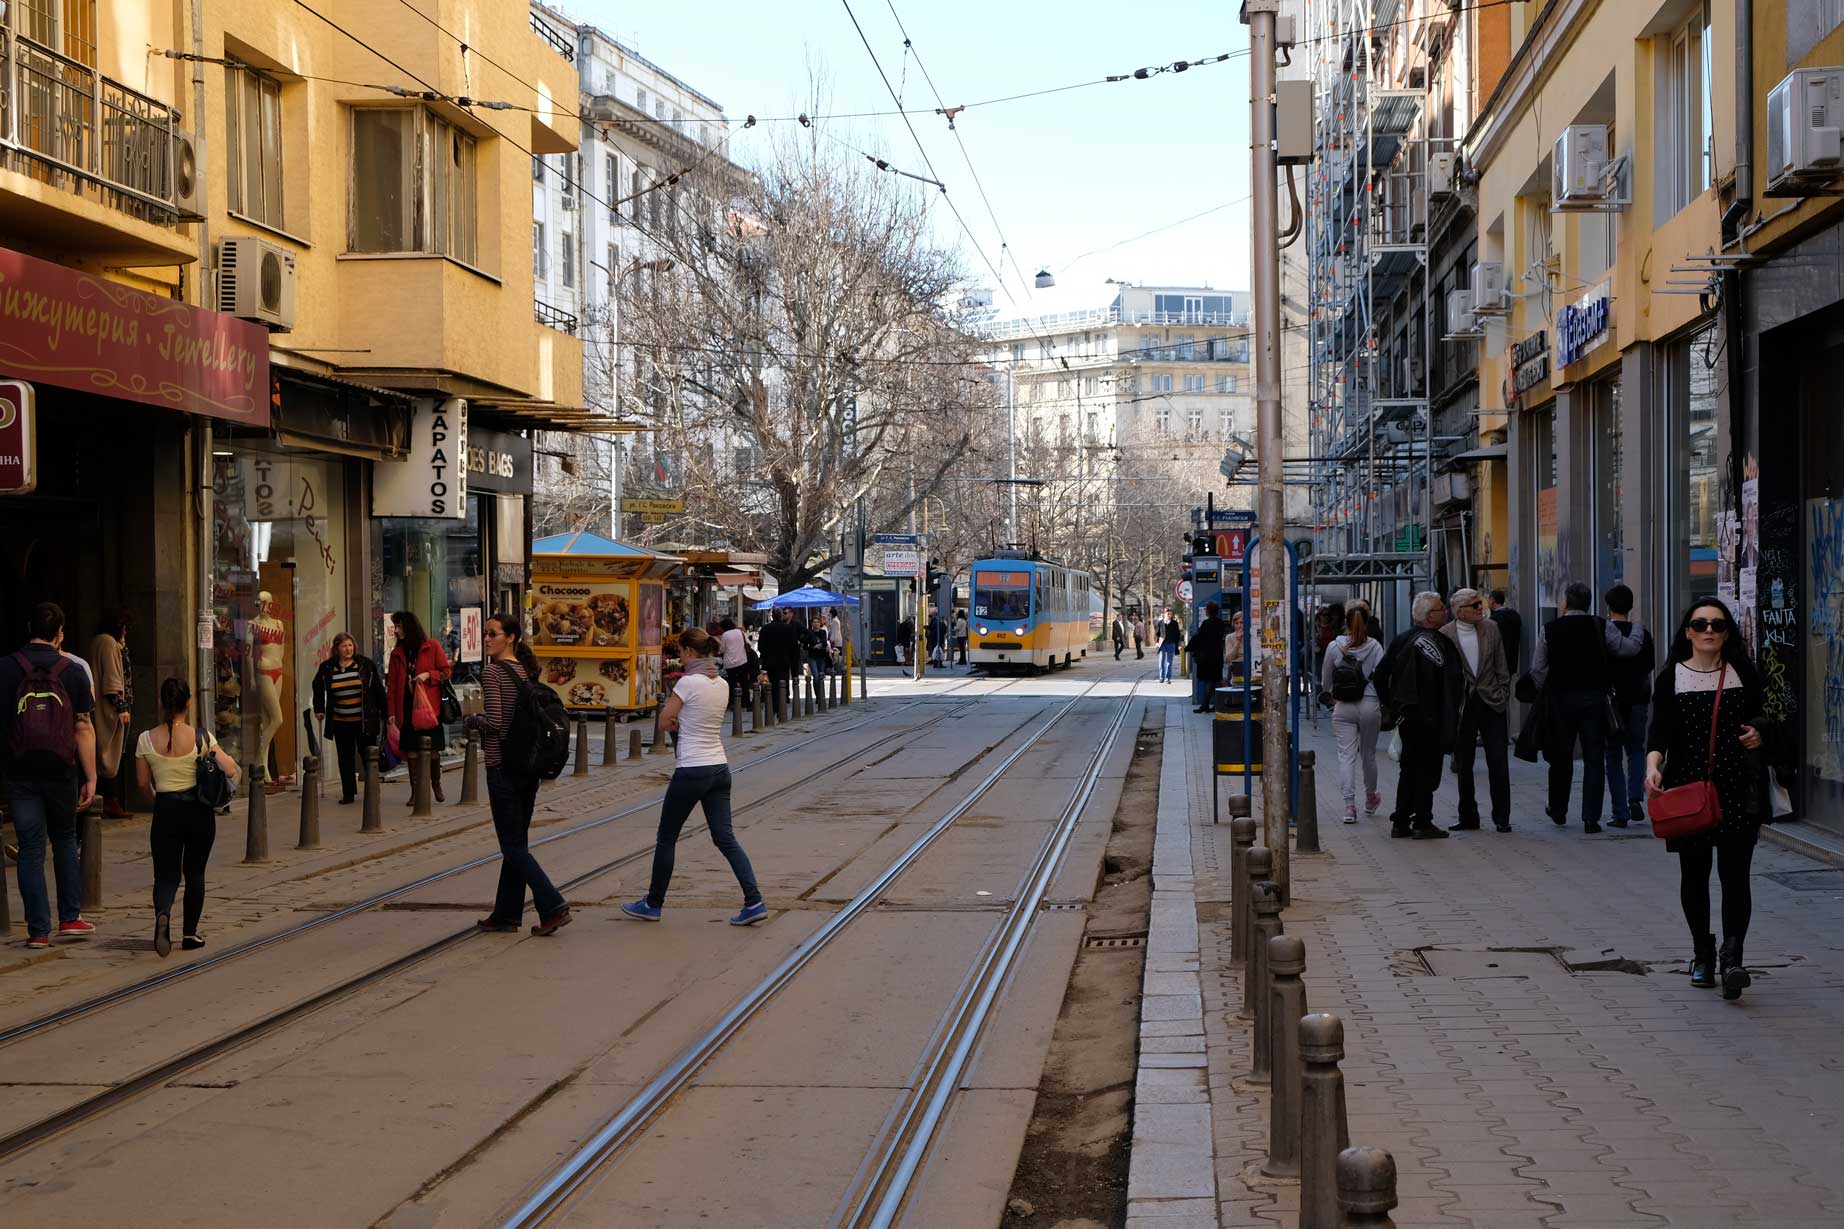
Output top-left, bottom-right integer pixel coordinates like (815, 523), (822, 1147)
(534, 530), (664, 557)
(469, 400), (650, 435)
(1445, 443), (1507, 465)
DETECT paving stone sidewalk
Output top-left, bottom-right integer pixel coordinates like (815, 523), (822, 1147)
(1175, 706), (1844, 1228)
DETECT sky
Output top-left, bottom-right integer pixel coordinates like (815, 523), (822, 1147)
(557, 0), (1257, 312)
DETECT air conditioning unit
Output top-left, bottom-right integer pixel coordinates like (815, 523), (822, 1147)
(217, 236), (297, 332)
(1444, 288), (1478, 338)
(1767, 67), (1844, 192)
(1429, 151), (1455, 198)
(172, 129), (203, 221)
(1432, 472), (1472, 506)
(1470, 261), (1507, 315)
(1553, 124), (1609, 203)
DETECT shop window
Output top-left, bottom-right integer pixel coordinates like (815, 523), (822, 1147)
(1590, 374), (1625, 595)
(1529, 403), (1559, 621)
(1656, 3), (1713, 222)
(349, 107), (478, 265)
(533, 221), (546, 279)
(1664, 323), (1721, 618)
(226, 69), (284, 229)
(561, 232), (574, 288)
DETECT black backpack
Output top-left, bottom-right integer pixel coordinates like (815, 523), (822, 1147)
(1330, 648), (1371, 703)
(500, 662), (571, 780)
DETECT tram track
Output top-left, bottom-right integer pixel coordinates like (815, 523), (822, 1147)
(494, 683), (1134, 1228)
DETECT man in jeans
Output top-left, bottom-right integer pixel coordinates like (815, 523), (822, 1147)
(1531, 581), (1625, 833)
(0, 602), (99, 948)
(1601, 584), (1655, 827)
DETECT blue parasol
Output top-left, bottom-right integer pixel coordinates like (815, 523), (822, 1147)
(751, 585), (861, 610)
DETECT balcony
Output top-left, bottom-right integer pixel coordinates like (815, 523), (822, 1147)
(0, 29), (193, 263)
(535, 297), (579, 334)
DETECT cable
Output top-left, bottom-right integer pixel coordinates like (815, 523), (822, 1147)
(288, 0), (439, 93)
(155, 49), (527, 110)
(1055, 196), (1253, 272)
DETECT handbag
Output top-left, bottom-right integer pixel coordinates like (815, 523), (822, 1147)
(381, 720), (404, 771)
(411, 679), (439, 731)
(438, 678), (462, 725)
(1649, 664), (1726, 840)
(1596, 618), (1627, 739)
(191, 726), (237, 811)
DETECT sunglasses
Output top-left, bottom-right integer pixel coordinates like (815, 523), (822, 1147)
(1688, 618), (1730, 633)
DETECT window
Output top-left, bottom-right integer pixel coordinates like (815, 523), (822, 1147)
(1183, 375), (1204, 392)
(1087, 411), (1098, 439)
(1188, 406), (1203, 435)
(20, 0), (96, 64)
(607, 154), (618, 219)
(1177, 334), (1195, 358)
(226, 68), (283, 228)
(1154, 374), (1173, 393)
(1082, 376), (1097, 397)
(655, 97), (667, 118)
(607, 244), (617, 296)
(561, 232), (573, 287)
(649, 171), (662, 227)
(1665, 323), (1720, 617)
(636, 87), (649, 114)
(534, 220), (547, 278)
(1156, 404), (1170, 433)
(349, 107), (478, 264)
(631, 166), (643, 223)
(1217, 375), (1238, 393)
(1010, 343), (1024, 362)
(533, 155), (545, 182)
(1657, 4), (1712, 219)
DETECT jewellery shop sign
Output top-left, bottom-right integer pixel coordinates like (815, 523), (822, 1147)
(1504, 330), (1549, 409)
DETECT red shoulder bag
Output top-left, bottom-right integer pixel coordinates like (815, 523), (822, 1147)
(1648, 664), (1725, 840)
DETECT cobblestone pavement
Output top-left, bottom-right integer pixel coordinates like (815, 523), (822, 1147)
(1177, 705), (1844, 1228)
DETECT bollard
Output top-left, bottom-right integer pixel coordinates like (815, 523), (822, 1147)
(763, 676), (777, 727)
(1263, 935), (1309, 1177)
(411, 738), (433, 817)
(753, 684), (766, 731)
(1336, 1146), (1398, 1228)
(1300, 1014), (1351, 1229)
(1298, 749), (1322, 854)
(817, 672), (829, 713)
(628, 728), (643, 760)
(1230, 814), (1258, 968)
(244, 762), (269, 861)
(1241, 846), (1272, 1011)
(732, 687), (745, 736)
(650, 703), (669, 755)
(841, 663), (852, 705)
(603, 707), (619, 766)
(573, 717), (591, 776)
(460, 730), (480, 803)
(80, 801), (102, 910)
(804, 673), (816, 717)
(296, 756), (322, 849)
(1248, 880), (1284, 1084)
(362, 744), (382, 833)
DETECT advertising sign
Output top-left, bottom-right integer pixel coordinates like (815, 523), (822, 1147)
(0, 379), (34, 493)
(0, 244), (270, 424)
(459, 607), (483, 663)
(881, 548), (922, 576)
(620, 496), (683, 514)
(464, 427), (533, 494)
(1508, 330), (1550, 405)
(530, 579), (632, 648)
(1555, 280), (1611, 368)
(373, 397), (467, 518)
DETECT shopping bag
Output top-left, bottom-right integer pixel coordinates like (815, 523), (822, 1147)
(1387, 727), (1402, 763)
(382, 719), (403, 771)
(411, 681), (439, 731)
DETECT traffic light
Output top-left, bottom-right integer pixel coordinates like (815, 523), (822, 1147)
(925, 558), (945, 591)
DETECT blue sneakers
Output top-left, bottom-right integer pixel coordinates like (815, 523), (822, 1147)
(620, 899), (662, 922)
(729, 902), (768, 926)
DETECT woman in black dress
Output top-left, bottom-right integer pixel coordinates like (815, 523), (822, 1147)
(1643, 597), (1773, 999)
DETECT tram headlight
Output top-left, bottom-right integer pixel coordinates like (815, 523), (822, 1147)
(978, 626), (989, 636)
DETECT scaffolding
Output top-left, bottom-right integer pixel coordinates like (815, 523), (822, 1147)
(1303, 0), (1452, 606)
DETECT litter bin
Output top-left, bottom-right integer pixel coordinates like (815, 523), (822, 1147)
(1214, 682), (1263, 775)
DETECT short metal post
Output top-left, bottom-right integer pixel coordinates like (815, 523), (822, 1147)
(296, 756), (321, 850)
(244, 762), (269, 861)
(411, 738), (433, 817)
(1336, 1147), (1398, 1228)
(460, 730), (480, 803)
(1263, 935), (1308, 1177)
(1241, 846), (1272, 1011)
(817, 672), (829, 713)
(1300, 1014), (1351, 1229)
(362, 745), (382, 833)
(753, 683), (766, 731)
(841, 659), (852, 705)
(763, 676), (777, 727)
(1297, 748), (1321, 854)
(1230, 812), (1257, 968)
(573, 716), (591, 777)
(804, 673), (816, 717)
(732, 687), (745, 736)
(1248, 880), (1284, 1084)
(80, 800), (102, 910)
(650, 703), (668, 754)
(603, 707), (619, 766)
(628, 728), (643, 760)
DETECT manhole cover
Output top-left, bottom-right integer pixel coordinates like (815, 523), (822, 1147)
(1764, 868), (1844, 891)
(1420, 949), (1569, 978)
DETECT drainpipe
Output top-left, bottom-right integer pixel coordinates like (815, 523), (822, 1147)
(1728, 0), (1754, 239)
(191, 0), (216, 731)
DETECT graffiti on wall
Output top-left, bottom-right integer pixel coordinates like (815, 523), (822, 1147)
(1808, 498), (1844, 779)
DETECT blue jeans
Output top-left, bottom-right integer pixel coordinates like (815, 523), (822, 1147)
(1192, 665), (1220, 710)
(647, 765), (760, 908)
(1605, 701), (1650, 820)
(6, 777), (81, 937)
(486, 767), (565, 922)
(1159, 644), (1177, 682)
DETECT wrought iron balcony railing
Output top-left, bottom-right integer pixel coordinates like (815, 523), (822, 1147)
(535, 297), (579, 334)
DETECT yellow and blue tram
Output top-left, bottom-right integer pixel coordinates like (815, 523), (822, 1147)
(968, 552), (1092, 671)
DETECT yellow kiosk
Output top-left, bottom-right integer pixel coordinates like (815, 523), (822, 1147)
(528, 531), (683, 714)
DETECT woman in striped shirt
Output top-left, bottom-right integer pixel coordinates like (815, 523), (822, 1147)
(311, 633), (385, 805)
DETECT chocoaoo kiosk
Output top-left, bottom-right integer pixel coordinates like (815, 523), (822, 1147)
(528, 532), (683, 714)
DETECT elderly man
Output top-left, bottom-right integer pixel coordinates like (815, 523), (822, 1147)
(1373, 591), (1463, 840)
(1441, 588), (1513, 831)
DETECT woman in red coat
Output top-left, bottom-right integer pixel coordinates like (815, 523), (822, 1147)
(387, 610), (453, 803)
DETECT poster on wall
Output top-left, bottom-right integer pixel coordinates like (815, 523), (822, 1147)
(637, 584), (663, 648)
(373, 397), (467, 518)
(538, 654), (634, 710)
(459, 607), (483, 663)
(530, 580), (632, 648)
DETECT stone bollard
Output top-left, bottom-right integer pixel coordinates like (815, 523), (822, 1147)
(817, 672), (828, 713)
(244, 762), (269, 861)
(1248, 880), (1284, 1083)
(296, 755), (321, 850)
(80, 799), (102, 910)
(573, 716), (591, 777)
(460, 730), (481, 804)
(1336, 1147), (1398, 1228)
(763, 676), (777, 727)
(1230, 814), (1258, 968)
(732, 687), (745, 736)
(603, 707), (620, 766)
(650, 704), (669, 755)
(1300, 1013), (1352, 1229)
(628, 728), (643, 760)
(411, 738), (433, 817)
(1298, 749), (1322, 854)
(753, 684), (767, 731)
(804, 674), (816, 717)
(362, 745), (382, 833)
(1263, 935), (1309, 1177)
(1241, 846), (1272, 1008)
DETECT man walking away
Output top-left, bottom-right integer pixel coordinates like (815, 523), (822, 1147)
(952, 609), (968, 665)
(1373, 591), (1462, 840)
(758, 608), (799, 719)
(1531, 581), (1620, 833)
(1112, 615), (1127, 661)
(1158, 609), (1183, 683)
(1489, 590), (1524, 676)
(1602, 584), (1655, 827)
(1132, 616), (1147, 659)
(1441, 588), (1513, 831)
(1185, 602), (1226, 713)
(0, 602), (99, 947)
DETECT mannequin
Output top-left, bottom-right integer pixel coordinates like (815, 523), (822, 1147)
(252, 591), (287, 789)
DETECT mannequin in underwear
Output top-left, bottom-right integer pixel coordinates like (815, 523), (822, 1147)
(252, 591), (287, 791)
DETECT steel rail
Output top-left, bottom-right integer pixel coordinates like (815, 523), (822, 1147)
(841, 693), (1137, 1227)
(0, 695), (1005, 1163)
(497, 683), (1118, 1228)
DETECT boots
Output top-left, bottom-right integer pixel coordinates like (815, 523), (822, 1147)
(1689, 934), (1717, 988)
(1719, 937), (1751, 1000)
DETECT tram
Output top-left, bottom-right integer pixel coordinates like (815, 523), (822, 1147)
(968, 551), (1092, 671)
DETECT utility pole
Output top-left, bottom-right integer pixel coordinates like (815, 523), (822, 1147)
(1006, 369), (1018, 543)
(1245, 0), (1290, 901)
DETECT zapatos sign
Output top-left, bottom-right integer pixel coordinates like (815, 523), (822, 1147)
(373, 397), (467, 518)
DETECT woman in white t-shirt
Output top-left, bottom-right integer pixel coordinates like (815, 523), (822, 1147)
(621, 628), (766, 926)
(134, 678), (240, 957)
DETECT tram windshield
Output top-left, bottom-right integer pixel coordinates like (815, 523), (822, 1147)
(973, 571), (1032, 621)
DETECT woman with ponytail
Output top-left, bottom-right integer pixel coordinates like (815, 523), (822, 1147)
(133, 678), (239, 956)
(464, 613), (569, 936)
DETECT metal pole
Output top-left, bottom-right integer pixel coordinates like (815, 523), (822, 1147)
(1300, 1013), (1352, 1229)
(1006, 368), (1017, 543)
(411, 738), (432, 817)
(1336, 1147), (1399, 1228)
(79, 800), (101, 910)
(1297, 748), (1321, 853)
(362, 744), (382, 832)
(1241, 846), (1272, 1017)
(573, 716), (591, 776)
(603, 706), (619, 765)
(1246, 0), (1292, 904)
(460, 730), (481, 803)
(243, 762), (269, 861)
(629, 727), (643, 760)
(1263, 934), (1308, 1177)
(296, 755), (321, 849)
(1229, 811), (1257, 968)
(1249, 879), (1283, 1085)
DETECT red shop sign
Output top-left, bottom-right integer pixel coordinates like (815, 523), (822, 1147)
(0, 379), (34, 493)
(0, 245), (269, 425)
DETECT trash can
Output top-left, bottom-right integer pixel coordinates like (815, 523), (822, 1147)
(1214, 682), (1263, 775)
